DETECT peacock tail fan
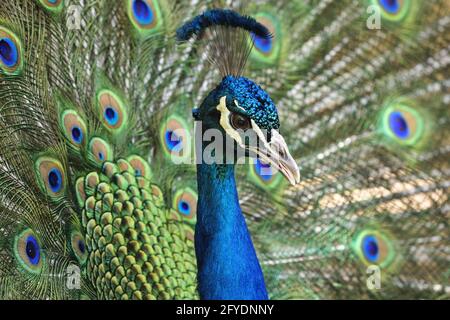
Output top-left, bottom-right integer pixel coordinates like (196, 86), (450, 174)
(0, 0), (449, 299)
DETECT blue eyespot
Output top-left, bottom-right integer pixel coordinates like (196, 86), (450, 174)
(173, 188), (197, 221)
(379, 0), (400, 14)
(14, 229), (44, 272)
(70, 231), (88, 264)
(78, 239), (85, 254)
(362, 235), (379, 262)
(135, 169), (142, 176)
(0, 38), (18, 67)
(98, 152), (105, 161)
(165, 130), (182, 151)
(25, 235), (41, 266)
(389, 111), (409, 139)
(178, 200), (191, 216)
(252, 33), (272, 54)
(255, 159), (273, 181)
(133, 0), (154, 25)
(71, 126), (83, 144)
(48, 168), (63, 193)
(104, 107), (119, 126)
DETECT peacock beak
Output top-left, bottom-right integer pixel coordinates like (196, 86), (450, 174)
(248, 124), (300, 186)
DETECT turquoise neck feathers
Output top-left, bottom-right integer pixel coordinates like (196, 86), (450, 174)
(195, 162), (268, 300)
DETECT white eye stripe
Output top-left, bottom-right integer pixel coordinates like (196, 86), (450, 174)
(217, 96), (269, 152)
(217, 96), (244, 146)
(234, 100), (247, 113)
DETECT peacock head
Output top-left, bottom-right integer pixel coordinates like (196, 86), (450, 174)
(178, 9), (300, 185)
(193, 74), (300, 185)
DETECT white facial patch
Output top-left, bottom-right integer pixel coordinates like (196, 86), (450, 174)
(215, 96), (300, 184)
(216, 96), (247, 147)
(216, 96), (270, 155)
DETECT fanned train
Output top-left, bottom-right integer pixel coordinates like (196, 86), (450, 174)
(0, 0), (449, 300)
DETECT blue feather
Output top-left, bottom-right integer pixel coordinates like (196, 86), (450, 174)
(176, 9), (272, 41)
(25, 235), (41, 266)
(132, 0), (154, 25)
(379, 0), (400, 14)
(218, 76), (280, 132)
(196, 163), (268, 300)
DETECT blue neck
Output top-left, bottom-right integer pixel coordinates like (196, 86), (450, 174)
(195, 163), (268, 300)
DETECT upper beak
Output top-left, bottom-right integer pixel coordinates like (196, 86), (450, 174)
(250, 128), (300, 186)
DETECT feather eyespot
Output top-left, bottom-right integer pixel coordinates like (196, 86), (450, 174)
(379, 0), (401, 14)
(160, 115), (191, 159)
(373, 0), (412, 22)
(133, 0), (154, 25)
(89, 137), (113, 164)
(35, 157), (66, 197)
(361, 233), (390, 265)
(128, 0), (162, 33)
(362, 235), (380, 262)
(353, 229), (396, 269)
(38, 0), (64, 11)
(61, 110), (87, 147)
(252, 34), (272, 54)
(14, 229), (44, 273)
(0, 27), (22, 75)
(104, 107), (119, 126)
(165, 130), (182, 152)
(254, 159), (274, 182)
(48, 168), (63, 193)
(71, 231), (87, 264)
(172, 188), (197, 222)
(128, 155), (152, 180)
(250, 13), (281, 65)
(97, 90), (127, 132)
(249, 158), (283, 190)
(380, 102), (425, 146)
(0, 38), (17, 67)
(388, 111), (409, 139)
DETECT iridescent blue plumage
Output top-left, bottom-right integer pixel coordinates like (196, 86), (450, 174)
(178, 200), (191, 216)
(25, 235), (41, 266)
(176, 9), (272, 42)
(194, 77), (273, 301)
(133, 0), (154, 25)
(252, 33), (273, 54)
(379, 0), (400, 14)
(388, 111), (409, 139)
(255, 159), (273, 181)
(164, 130), (182, 151)
(362, 235), (379, 262)
(104, 107), (119, 126)
(176, 9), (283, 300)
(71, 126), (83, 144)
(196, 163), (269, 300)
(218, 76), (280, 131)
(48, 168), (63, 193)
(0, 38), (17, 67)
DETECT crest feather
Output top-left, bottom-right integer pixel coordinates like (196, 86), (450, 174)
(176, 9), (272, 77)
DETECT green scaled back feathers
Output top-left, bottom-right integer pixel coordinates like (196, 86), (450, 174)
(1, 0), (449, 300)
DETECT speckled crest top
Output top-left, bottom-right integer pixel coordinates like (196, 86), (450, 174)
(219, 76), (280, 131)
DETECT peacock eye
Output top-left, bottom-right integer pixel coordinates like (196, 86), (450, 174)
(71, 230), (88, 264)
(230, 113), (251, 130)
(14, 229), (44, 273)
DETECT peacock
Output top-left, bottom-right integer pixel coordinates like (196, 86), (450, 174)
(0, 0), (448, 300)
